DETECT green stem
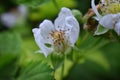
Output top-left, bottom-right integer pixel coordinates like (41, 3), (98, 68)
(61, 54), (65, 80)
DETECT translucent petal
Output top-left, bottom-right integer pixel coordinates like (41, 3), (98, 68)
(39, 19), (55, 42)
(32, 28), (52, 57)
(65, 16), (80, 46)
(91, 0), (102, 20)
(99, 14), (119, 29)
(54, 7), (73, 31)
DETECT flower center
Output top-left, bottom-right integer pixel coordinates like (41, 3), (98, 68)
(100, 0), (120, 15)
(50, 30), (69, 53)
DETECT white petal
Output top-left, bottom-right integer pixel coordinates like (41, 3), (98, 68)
(32, 28), (52, 57)
(91, 0), (102, 20)
(39, 19), (55, 42)
(99, 14), (119, 29)
(65, 16), (80, 46)
(54, 7), (73, 30)
(115, 20), (120, 35)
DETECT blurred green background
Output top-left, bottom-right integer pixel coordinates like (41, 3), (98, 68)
(0, 0), (120, 80)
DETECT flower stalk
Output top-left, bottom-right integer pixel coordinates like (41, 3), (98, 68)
(61, 54), (65, 80)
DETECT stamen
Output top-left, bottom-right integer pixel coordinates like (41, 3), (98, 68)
(100, 0), (120, 14)
(49, 30), (69, 53)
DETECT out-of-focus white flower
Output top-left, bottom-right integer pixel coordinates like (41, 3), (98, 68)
(1, 13), (17, 27)
(91, 0), (120, 35)
(1, 4), (28, 28)
(32, 7), (80, 57)
(18, 4), (28, 18)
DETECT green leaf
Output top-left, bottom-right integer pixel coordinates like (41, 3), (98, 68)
(94, 24), (109, 35)
(0, 55), (18, 80)
(0, 31), (20, 80)
(78, 32), (109, 50)
(0, 31), (22, 55)
(52, 0), (59, 9)
(17, 62), (54, 80)
(0, 54), (17, 69)
(72, 9), (83, 23)
(19, 37), (45, 66)
(84, 50), (110, 70)
(15, 0), (51, 8)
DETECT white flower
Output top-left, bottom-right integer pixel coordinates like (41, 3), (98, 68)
(91, 0), (120, 35)
(1, 4), (28, 28)
(1, 13), (17, 27)
(32, 7), (80, 57)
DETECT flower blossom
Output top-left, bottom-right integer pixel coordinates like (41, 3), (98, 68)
(91, 0), (120, 35)
(32, 7), (80, 57)
(1, 5), (28, 28)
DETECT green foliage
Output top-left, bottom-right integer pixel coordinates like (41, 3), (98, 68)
(19, 37), (46, 66)
(101, 42), (120, 70)
(1, 0), (120, 80)
(94, 25), (109, 35)
(84, 50), (110, 70)
(29, 0), (76, 21)
(0, 55), (18, 80)
(15, 0), (51, 8)
(72, 9), (83, 23)
(51, 53), (64, 70)
(67, 31), (110, 70)
(77, 32), (109, 51)
(17, 62), (54, 80)
(0, 31), (22, 54)
(0, 31), (21, 80)
(0, 54), (16, 69)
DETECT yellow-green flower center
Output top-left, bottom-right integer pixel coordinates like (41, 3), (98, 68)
(100, 0), (120, 15)
(50, 30), (69, 53)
